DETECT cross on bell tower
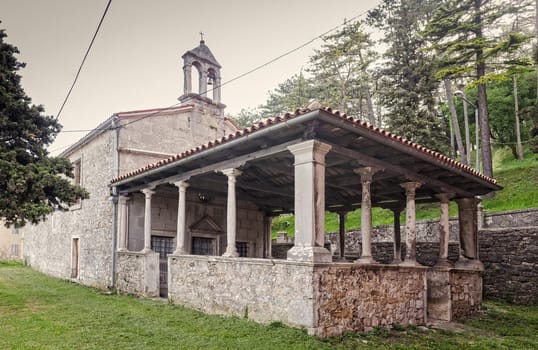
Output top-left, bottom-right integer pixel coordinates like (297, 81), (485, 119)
(179, 35), (223, 108)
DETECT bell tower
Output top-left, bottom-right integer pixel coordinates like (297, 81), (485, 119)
(179, 35), (225, 113)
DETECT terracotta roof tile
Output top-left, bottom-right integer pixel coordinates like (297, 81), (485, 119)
(111, 106), (498, 186)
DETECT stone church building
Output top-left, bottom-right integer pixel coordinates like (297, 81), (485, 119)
(23, 41), (501, 337)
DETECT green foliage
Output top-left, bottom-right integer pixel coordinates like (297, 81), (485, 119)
(1, 264), (538, 349)
(256, 22), (378, 123)
(229, 107), (264, 129)
(369, 0), (449, 153)
(0, 28), (88, 227)
(259, 72), (315, 119)
(425, 0), (533, 82)
(307, 21), (378, 121)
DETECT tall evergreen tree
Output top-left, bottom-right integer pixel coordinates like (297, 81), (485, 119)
(0, 28), (88, 227)
(308, 21), (378, 123)
(369, 0), (449, 153)
(259, 72), (314, 118)
(425, 0), (533, 177)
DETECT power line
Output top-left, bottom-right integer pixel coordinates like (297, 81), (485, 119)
(55, 0), (112, 121)
(49, 7), (372, 153)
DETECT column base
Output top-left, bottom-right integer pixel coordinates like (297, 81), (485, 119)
(172, 248), (187, 255)
(454, 257), (484, 271)
(434, 259), (453, 269)
(222, 247), (239, 257)
(117, 247), (128, 252)
(141, 248), (153, 254)
(399, 258), (424, 267)
(391, 258), (402, 265)
(287, 246), (332, 263)
(355, 255), (377, 264)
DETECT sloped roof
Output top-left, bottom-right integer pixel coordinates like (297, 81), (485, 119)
(182, 40), (221, 68)
(110, 106), (501, 212)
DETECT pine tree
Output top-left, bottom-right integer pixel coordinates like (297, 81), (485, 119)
(369, 0), (449, 153)
(308, 21), (378, 123)
(0, 28), (88, 227)
(425, 0), (533, 177)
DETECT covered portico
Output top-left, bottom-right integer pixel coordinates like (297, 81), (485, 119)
(111, 106), (500, 337)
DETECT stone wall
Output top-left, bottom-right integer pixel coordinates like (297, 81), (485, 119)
(118, 103), (235, 174)
(273, 241), (460, 266)
(327, 218), (460, 250)
(167, 255), (317, 331)
(479, 227), (538, 304)
(327, 207), (538, 250)
(116, 251), (159, 297)
(22, 131), (115, 289)
(450, 269), (482, 319)
(483, 208), (538, 228)
(314, 264), (427, 337)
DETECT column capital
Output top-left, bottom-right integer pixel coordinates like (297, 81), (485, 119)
(118, 195), (130, 205)
(287, 140), (332, 160)
(353, 166), (380, 182)
(221, 168), (242, 179)
(401, 181), (422, 192)
(141, 188), (156, 198)
(455, 197), (481, 209)
(172, 180), (190, 191)
(435, 192), (455, 203)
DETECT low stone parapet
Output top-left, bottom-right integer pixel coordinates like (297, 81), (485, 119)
(116, 251), (159, 297)
(167, 255), (428, 337)
(314, 264), (427, 337)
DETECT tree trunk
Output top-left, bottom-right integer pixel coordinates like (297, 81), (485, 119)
(513, 76), (524, 160)
(444, 80), (467, 164)
(475, 0), (493, 179)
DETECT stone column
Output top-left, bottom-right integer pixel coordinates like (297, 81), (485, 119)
(435, 193), (454, 268)
(263, 215), (272, 258)
(213, 76), (222, 103)
(117, 195), (130, 252)
(455, 197), (484, 270)
(173, 181), (189, 255)
(199, 70), (208, 96)
(222, 168), (242, 257)
(141, 188), (156, 253)
(183, 64), (192, 95)
(286, 140), (332, 262)
(338, 212), (347, 261)
(355, 167), (378, 264)
(400, 182), (422, 266)
(391, 205), (404, 264)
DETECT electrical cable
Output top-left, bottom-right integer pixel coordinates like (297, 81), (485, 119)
(55, 0), (112, 120)
(49, 7), (372, 153)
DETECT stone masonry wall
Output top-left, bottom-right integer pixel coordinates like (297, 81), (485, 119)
(22, 131), (115, 289)
(327, 207), (538, 250)
(116, 252), (147, 295)
(479, 227), (538, 304)
(314, 264), (427, 337)
(168, 255), (317, 331)
(118, 103), (235, 174)
(450, 269), (482, 319)
(273, 242), (460, 266)
(483, 208), (538, 228)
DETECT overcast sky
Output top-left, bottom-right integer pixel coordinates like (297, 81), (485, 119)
(2, 0), (381, 154)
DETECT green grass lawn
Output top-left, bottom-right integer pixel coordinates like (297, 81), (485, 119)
(272, 146), (538, 236)
(1, 261), (537, 349)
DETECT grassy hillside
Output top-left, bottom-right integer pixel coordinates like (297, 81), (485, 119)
(272, 146), (538, 236)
